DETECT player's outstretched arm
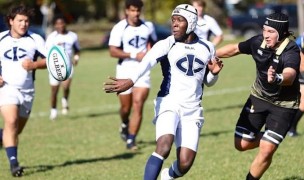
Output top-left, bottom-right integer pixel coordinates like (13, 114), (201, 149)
(216, 43), (240, 58)
(103, 77), (134, 93)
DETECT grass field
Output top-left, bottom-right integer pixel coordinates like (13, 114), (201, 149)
(0, 40), (303, 180)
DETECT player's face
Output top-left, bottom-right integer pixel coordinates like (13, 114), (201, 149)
(171, 15), (188, 42)
(126, 5), (141, 26)
(263, 25), (279, 48)
(9, 14), (29, 38)
(192, 2), (203, 17)
(54, 19), (66, 34)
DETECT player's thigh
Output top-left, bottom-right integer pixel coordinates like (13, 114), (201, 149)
(299, 84), (304, 111)
(62, 78), (72, 89)
(132, 87), (149, 105)
(155, 111), (179, 141)
(119, 94), (132, 110)
(0, 105), (19, 124)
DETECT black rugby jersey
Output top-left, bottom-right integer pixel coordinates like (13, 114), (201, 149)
(238, 35), (300, 108)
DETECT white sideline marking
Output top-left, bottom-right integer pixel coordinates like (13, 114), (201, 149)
(31, 86), (249, 118)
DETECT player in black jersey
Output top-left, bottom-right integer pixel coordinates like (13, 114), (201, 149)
(216, 13), (300, 180)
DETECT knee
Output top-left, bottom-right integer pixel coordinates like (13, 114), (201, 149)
(178, 158), (193, 174)
(156, 144), (171, 159)
(234, 139), (252, 151)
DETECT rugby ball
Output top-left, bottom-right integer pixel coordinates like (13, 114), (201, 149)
(47, 45), (72, 81)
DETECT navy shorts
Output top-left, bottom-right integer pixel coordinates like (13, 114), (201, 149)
(235, 95), (297, 143)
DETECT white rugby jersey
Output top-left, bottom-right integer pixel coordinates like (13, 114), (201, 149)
(195, 15), (223, 41)
(46, 31), (80, 59)
(0, 30), (46, 89)
(130, 35), (216, 107)
(108, 19), (157, 65)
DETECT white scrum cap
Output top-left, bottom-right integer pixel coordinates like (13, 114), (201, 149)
(171, 4), (198, 34)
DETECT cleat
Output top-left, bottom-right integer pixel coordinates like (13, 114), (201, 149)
(288, 131), (298, 137)
(62, 108), (69, 115)
(161, 168), (174, 180)
(119, 123), (128, 141)
(49, 109), (57, 120)
(126, 139), (138, 151)
(11, 164), (24, 177)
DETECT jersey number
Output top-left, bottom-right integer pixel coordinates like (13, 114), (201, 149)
(176, 55), (205, 76)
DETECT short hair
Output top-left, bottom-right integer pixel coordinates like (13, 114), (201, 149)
(190, 0), (206, 8)
(52, 14), (66, 25)
(125, 0), (144, 9)
(6, 4), (35, 27)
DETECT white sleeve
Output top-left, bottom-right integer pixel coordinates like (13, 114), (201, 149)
(146, 21), (158, 42)
(129, 39), (171, 83)
(207, 16), (223, 36)
(108, 23), (124, 47)
(34, 34), (47, 58)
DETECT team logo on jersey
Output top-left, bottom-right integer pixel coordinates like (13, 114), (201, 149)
(129, 36), (147, 48)
(4, 47), (27, 61)
(176, 54), (205, 76)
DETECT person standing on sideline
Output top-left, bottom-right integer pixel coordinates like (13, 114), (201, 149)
(191, 0), (223, 46)
(108, 0), (157, 150)
(216, 12), (300, 180)
(46, 15), (81, 120)
(0, 4), (47, 177)
(288, 34), (304, 136)
(104, 4), (223, 179)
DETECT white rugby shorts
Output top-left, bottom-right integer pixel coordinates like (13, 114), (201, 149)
(49, 67), (74, 86)
(116, 63), (150, 95)
(153, 97), (204, 152)
(0, 84), (34, 118)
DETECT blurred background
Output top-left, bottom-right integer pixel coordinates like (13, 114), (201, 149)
(0, 0), (303, 48)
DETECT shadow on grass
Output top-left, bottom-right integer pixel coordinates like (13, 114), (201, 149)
(23, 152), (139, 176)
(68, 110), (118, 120)
(200, 130), (232, 137)
(205, 103), (243, 112)
(283, 176), (304, 180)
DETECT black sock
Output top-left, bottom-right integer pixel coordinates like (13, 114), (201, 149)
(289, 110), (303, 132)
(246, 172), (260, 180)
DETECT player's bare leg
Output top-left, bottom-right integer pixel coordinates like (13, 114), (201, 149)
(50, 85), (60, 120)
(127, 87), (149, 149)
(0, 105), (24, 176)
(248, 140), (277, 179)
(118, 94), (132, 141)
(61, 78), (72, 115)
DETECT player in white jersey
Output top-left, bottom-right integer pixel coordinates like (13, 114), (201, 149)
(45, 15), (81, 120)
(0, 4), (47, 177)
(191, 0), (223, 47)
(108, 0), (157, 150)
(104, 4), (223, 179)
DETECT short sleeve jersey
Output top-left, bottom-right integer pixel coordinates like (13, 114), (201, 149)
(132, 35), (215, 108)
(46, 31), (80, 59)
(0, 30), (46, 89)
(195, 14), (223, 41)
(238, 35), (300, 108)
(108, 19), (157, 65)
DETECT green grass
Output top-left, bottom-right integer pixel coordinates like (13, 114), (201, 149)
(0, 44), (304, 180)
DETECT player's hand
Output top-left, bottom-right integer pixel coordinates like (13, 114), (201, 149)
(22, 59), (37, 71)
(103, 76), (134, 93)
(267, 66), (276, 83)
(0, 76), (4, 87)
(136, 51), (146, 62)
(208, 57), (223, 75)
